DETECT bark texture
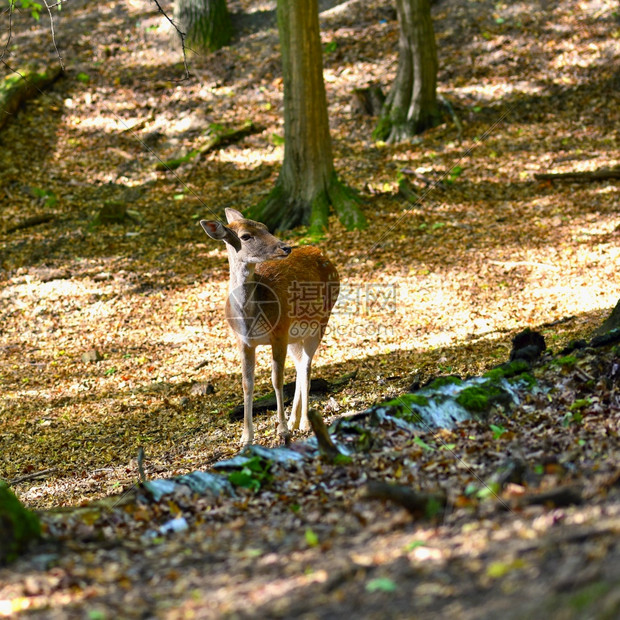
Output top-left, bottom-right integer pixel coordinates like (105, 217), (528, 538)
(376, 0), (440, 142)
(247, 0), (365, 233)
(174, 0), (232, 52)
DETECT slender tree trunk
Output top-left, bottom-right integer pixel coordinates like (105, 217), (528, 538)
(376, 0), (440, 142)
(246, 0), (365, 233)
(174, 0), (232, 53)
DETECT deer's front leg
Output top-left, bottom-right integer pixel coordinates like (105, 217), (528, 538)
(271, 340), (290, 443)
(240, 344), (256, 447)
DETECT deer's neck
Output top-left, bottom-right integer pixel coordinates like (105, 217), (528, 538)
(228, 259), (255, 291)
(226, 252), (257, 311)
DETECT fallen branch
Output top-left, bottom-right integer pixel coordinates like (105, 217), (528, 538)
(366, 480), (447, 518)
(9, 468), (57, 485)
(5, 213), (56, 234)
(534, 168), (620, 182)
(518, 484), (583, 508)
(227, 167), (272, 189)
(308, 409), (347, 463)
(155, 120), (261, 171)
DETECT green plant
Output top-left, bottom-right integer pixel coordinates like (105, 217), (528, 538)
(31, 187), (58, 207)
(570, 398), (591, 411)
(413, 436), (434, 451)
(553, 355), (577, 369)
(562, 411), (583, 427)
(366, 577), (397, 593)
(446, 165), (463, 184)
(227, 456), (273, 492)
(305, 528), (319, 547)
(9, 0), (45, 20)
(490, 424), (507, 440)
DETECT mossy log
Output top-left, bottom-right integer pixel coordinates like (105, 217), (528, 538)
(155, 120), (259, 171)
(0, 66), (63, 131)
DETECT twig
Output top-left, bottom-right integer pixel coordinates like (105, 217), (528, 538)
(150, 0), (190, 80)
(9, 467), (57, 485)
(307, 409), (343, 462)
(193, 359), (209, 371)
(43, 0), (64, 71)
(0, 2), (14, 64)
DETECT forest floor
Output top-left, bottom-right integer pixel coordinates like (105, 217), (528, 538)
(1, 0), (619, 617)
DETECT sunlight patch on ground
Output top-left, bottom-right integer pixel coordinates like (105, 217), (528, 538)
(454, 80), (545, 102)
(216, 145), (283, 168)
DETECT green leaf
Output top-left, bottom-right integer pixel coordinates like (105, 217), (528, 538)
(270, 133), (285, 146)
(366, 577), (397, 593)
(76, 72), (91, 84)
(570, 398), (591, 411)
(464, 482), (478, 496)
(413, 436), (434, 451)
(305, 528), (319, 548)
(486, 559), (525, 578)
(228, 471), (260, 492)
(226, 456), (273, 492)
(490, 424), (507, 440)
(476, 481), (500, 500)
(404, 540), (426, 552)
(446, 165), (463, 185)
(440, 443), (457, 451)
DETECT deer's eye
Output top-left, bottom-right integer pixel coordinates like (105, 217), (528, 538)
(240, 234), (252, 241)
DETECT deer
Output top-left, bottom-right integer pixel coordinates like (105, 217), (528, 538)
(200, 208), (340, 447)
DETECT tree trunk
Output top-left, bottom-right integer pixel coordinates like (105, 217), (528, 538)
(246, 0), (366, 233)
(174, 0), (232, 52)
(593, 298), (620, 336)
(376, 0), (440, 142)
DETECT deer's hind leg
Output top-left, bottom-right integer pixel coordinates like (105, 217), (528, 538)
(288, 333), (321, 431)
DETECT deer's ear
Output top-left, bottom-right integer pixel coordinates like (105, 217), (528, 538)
(200, 220), (241, 251)
(225, 208), (244, 223)
(200, 220), (227, 239)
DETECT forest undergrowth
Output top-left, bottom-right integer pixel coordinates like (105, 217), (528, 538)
(1, 0), (619, 617)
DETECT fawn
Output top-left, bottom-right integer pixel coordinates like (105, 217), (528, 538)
(200, 208), (340, 447)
